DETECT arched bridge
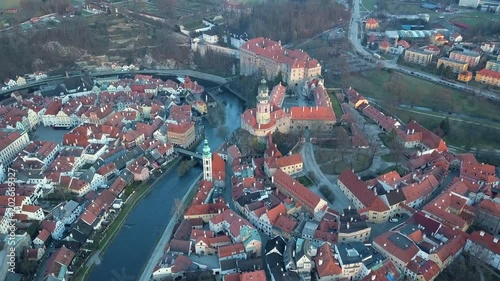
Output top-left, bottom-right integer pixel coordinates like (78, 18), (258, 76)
(175, 147), (203, 160)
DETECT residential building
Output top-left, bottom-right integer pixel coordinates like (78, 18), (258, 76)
(457, 71), (472, 82)
(273, 169), (327, 219)
(465, 231), (500, 270)
(167, 121), (196, 148)
(475, 69), (500, 87)
(219, 243), (247, 261)
(338, 208), (371, 243)
(486, 59), (500, 72)
(240, 37), (321, 84)
(437, 57), (468, 73)
(365, 18), (379, 30)
(404, 50), (433, 66)
(476, 199), (500, 235)
(449, 51), (481, 68)
(379, 41), (391, 53)
(0, 130), (30, 165)
(337, 170), (390, 223)
(373, 231), (420, 271)
(44, 245), (75, 280)
(423, 45), (441, 56)
(458, 0), (480, 8)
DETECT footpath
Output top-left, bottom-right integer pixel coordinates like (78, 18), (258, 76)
(138, 173), (203, 281)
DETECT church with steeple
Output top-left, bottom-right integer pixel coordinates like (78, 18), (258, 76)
(201, 139), (226, 188)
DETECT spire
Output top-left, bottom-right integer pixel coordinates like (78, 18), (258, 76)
(203, 139), (211, 157)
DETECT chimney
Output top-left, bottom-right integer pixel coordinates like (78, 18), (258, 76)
(372, 275), (376, 281)
(318, 259), (323, 266)
(494, 238), (499, 243)
(480, 231), (485, 237)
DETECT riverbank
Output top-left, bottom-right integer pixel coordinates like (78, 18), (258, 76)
(73, 157), (182, 281)
(139, 172), (203, 281)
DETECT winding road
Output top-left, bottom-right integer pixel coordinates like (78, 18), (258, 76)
(348, 0), (500, 102)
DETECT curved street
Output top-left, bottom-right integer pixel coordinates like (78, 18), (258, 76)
(348, 0), (500, 102)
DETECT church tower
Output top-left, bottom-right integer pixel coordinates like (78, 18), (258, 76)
(256, 79), (271, 125)
(202, 139), (213, 182)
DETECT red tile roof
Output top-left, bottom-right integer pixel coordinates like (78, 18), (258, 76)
(36, 229), (51, 243)
(275, 154), (303, 168)
(315, 243), (342, 278)
(241, 37), (320, 70)
(374, 231), (420, 264)
(45, 245), (75, 277)
(212, 153), (226, 181)
(477, 69), (500, 79)
(218, 242), (245, 258)
(240, 270), (266, 281)
(469, 231), (500, 255)
(290, 106), (335, 121)
(273, 169), (323, 211)
(167, 121), (194, 134)
(361, 259), (400, 281)
(339, 170), (375, 207)
(479, 199), (500, 217)
(407, 121), (447, 152)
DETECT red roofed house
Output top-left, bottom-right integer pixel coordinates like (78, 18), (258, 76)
(273, 169), (327, 220)
(405, 257), (440, 281)
(212, 153), (226, 188)
(373, 231), (421, 271)
(361, 259), (400, 281)
(365, 18), (379, 30)
(240, 37), (321, 84)
(460, 161), (499, 186)
(406, 121), (448, 154)
(315, 243), (342, 280)
(475, 69), (500, 87)
(476, 199), (500, 235)
(338, 170), (390, 223)
(45, 245), (75, 280)
(33, 229), (51, 248)
(218, 242), (246, 261)
(465, 231), (500, 270)
(167, 121), (195, 148)
(379, 40), (391, 53)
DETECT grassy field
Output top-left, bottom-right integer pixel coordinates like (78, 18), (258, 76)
(0, 0), (21, 9)
(362, 0), (377, 11)
(327, 90), (344, 119)
(329, 70), (500, 123)
(296, 175), (314, 187)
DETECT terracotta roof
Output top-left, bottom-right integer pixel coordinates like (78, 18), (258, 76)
(479, 199), (500, 217)
(218, 243), (245, 258)
(184, 202), (227, 217)
(477, 68), (500, 79)
(266, 203), (287, 225)
(315, 243), (342, 278)
(407, 120), (447, 152)
(339, 170), (376, 207)
(275, 154), (303, 168)
(406, 258), (439, 281)
(212, 153), (226, 181)
(366, 18), (378, 25)
(240, 270), (266, 281)
(289, 106), (335, 121)
(402, 175), (438, 204)
(241, 37), (320, 70)
(167, 121), (194, 134)
(45, 245), (75, 277)
(273, 169), (323, 210)
(469, 231), (500, 255)
(36, 229), (51, 243)
(374, 231), (420, 264)
(270, 83), (286, 108)
(361, 259), (400, 281)
(172, 255), (192, 273)
(168, 239), (191, 254)
(273, 215), (297, 234)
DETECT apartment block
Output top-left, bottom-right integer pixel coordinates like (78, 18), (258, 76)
(437, 57), (468, 73)
(403, 50), (433, 66)
(449, 51), (481, 68)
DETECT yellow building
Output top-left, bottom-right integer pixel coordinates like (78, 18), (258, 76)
(167, 121), (196, 148)
(437, 57), (468, 73)
(475, 69), (500, 87)
(192, 100), (207, 115)
(403, 50), (433, 66)
(457, 71), (472, 82)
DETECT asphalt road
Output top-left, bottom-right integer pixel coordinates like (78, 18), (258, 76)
(348, 0), (500, 102)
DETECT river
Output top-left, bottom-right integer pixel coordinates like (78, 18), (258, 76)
(87, 81), (244, 281)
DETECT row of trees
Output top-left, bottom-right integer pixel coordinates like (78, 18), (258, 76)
(237, 0), (349, 43)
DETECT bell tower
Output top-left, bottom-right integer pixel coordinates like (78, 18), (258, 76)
(256, 79), (271, 125)
(202, 139), (213, 182)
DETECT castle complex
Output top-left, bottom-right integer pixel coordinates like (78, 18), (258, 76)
(240, 37), (322, 85)
(241, 79), (336, 137)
